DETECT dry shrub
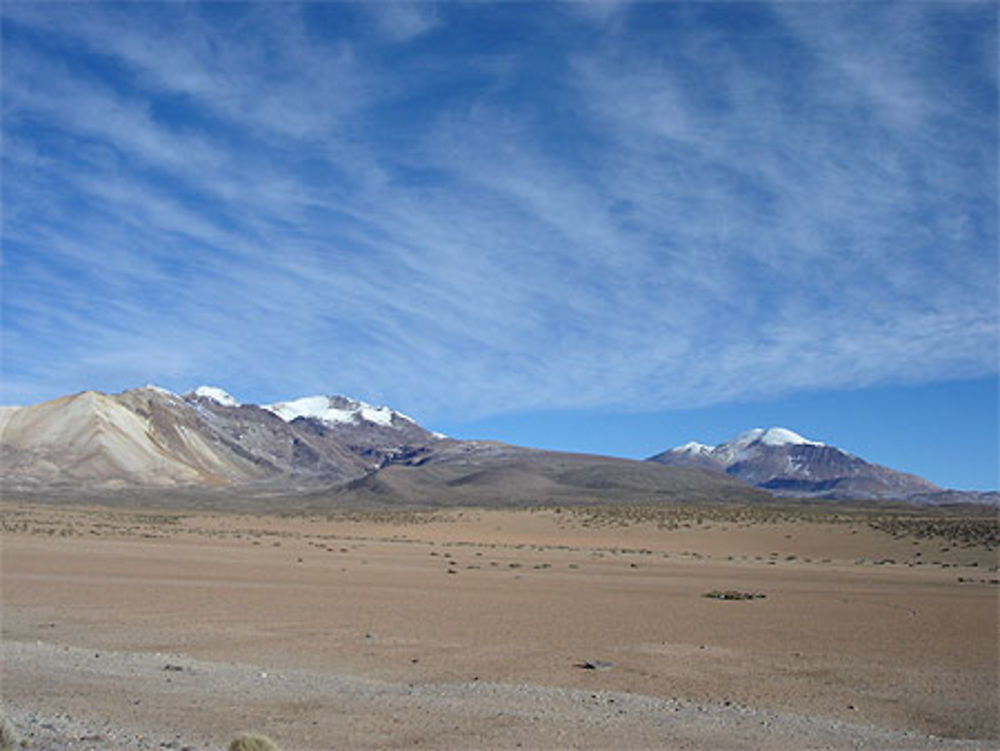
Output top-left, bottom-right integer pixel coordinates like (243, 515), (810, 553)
(704, 590), (766, 601)
(229, 732), (280, 751)
(0, 714), (19, 751)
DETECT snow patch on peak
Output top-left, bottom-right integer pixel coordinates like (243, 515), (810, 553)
(358, 402), (401, 427)
(758, 427), (823, 447)
(730, 428), (766, 446)
(698, 426), (826, 466)
(263, 395), (411, 428)
(189, 386), (240, 407)
(265, 396), (334, 422)
(142, 384), (176, 397)
(722, 427), (822, 450)
(674, 441), (712, 455)
(712, 429), (763, 464)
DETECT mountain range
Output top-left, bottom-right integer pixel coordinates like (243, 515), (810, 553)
(0, 386), (766, 509)
(1, 386), (993, 508)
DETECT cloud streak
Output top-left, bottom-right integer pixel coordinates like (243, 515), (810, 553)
(1, 2), (996, 423)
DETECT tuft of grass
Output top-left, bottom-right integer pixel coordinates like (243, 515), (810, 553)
(229, 732), (281, 751)
(0, 714), (20, 751)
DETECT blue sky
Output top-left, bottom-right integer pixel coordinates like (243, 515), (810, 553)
(1, 2), (997, 490)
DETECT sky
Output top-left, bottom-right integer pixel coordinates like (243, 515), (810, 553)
(1, 2), (997, 490)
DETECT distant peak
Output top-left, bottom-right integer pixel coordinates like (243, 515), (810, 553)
(187, 386), (240, 407)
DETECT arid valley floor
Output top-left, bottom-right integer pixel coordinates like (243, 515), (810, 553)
(1, 500), (997, 750)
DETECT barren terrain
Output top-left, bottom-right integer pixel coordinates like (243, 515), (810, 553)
(1, 500), (997, 749)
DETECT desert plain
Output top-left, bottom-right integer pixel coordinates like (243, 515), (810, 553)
(1, 499), (997, 750)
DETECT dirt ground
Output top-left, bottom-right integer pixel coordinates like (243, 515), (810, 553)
(1, 501), (997, 750)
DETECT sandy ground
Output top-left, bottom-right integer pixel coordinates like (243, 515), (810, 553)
(1, 501), (997, 750)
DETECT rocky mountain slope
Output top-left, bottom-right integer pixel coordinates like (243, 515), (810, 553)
(647, 427), (989, 503)
(0, 386), (437, 491)
(0, 386), (766, 509)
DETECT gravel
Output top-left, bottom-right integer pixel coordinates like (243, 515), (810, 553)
(2, 640), (991, 750)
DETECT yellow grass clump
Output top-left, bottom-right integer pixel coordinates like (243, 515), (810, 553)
(0, 714), (20, 751)
(228, 732), (280, 751)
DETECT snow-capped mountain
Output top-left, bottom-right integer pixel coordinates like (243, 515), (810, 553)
(648, 427), (941, 500)
(186, 385), (240, 407)
(1, 386), (440, 489)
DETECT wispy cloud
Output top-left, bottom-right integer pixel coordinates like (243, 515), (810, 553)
(365, 2), (440, 43)
(1, 2), (995, 422)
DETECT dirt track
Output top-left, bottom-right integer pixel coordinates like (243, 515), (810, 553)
(1, 502), (997, 749)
